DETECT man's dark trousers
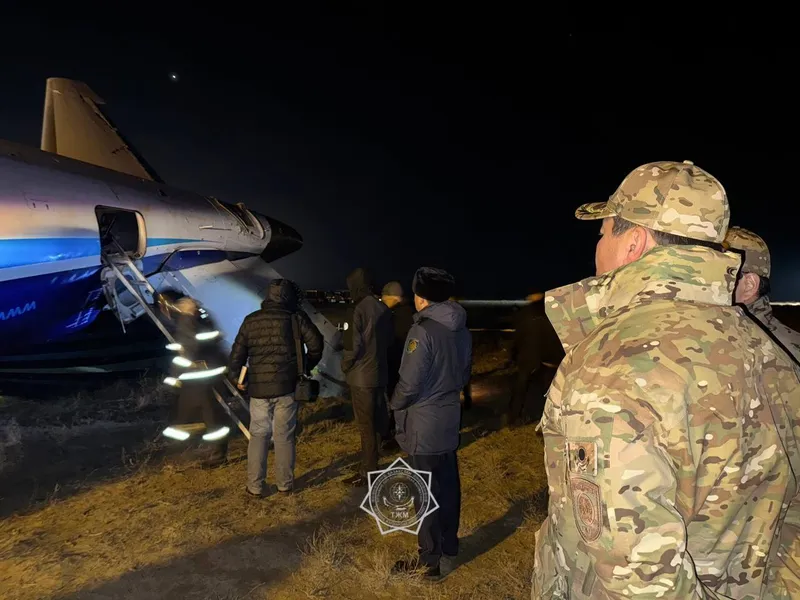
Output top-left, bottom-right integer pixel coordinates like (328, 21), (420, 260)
(386, 377), (398, 436)
(351, 386), (389, 474)
(410, 451), (460, 567)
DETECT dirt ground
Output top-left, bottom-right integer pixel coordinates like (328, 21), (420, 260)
(0, 336), (548, 600)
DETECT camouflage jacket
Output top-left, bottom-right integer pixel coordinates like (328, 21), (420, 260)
(532, 245), (800, 600)
(749, 296), (800, 367)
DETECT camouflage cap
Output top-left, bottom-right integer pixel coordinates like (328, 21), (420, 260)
(723, 226), (771, 278)
(576, 160), (730, 243)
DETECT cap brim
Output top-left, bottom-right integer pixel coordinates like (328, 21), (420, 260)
(575, 201), (616, 221)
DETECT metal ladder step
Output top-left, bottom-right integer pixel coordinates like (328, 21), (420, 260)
(99, 244), (251, 438)
(102, 257), (176, 343)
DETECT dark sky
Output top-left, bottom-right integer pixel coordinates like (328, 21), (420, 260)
(1, 6), (798, 299)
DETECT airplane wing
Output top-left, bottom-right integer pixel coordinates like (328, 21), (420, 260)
(41, 77), (158, 181)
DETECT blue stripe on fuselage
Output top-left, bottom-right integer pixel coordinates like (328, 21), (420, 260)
(0, 238), (101, 268)
(0, 247), (261, 350)
(147, 238), (201, 246)
(0, 237), (204, 269)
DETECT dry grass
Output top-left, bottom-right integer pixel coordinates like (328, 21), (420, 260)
(1, 374), (171, 428)
(0, 341), (546, 600)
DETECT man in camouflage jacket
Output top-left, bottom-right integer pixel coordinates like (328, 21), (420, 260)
(724, 225), (800, 366)
(532, 161), (800, 599)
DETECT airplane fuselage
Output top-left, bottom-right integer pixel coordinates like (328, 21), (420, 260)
(0, 138), (300, 352)
(0, 77), (344, 396)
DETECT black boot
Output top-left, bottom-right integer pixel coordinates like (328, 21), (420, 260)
(201, 441), (227, 469)
(380, 438), (400, 454)
(391, 558), (441, 580)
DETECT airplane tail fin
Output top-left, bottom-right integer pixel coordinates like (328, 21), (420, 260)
(41, 77), (160, 182)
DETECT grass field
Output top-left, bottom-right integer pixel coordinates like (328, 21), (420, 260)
(0, 336), (547, 600)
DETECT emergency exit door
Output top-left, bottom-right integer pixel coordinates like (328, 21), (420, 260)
(95, 206), (147, 258)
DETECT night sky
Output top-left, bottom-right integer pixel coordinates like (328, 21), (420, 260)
(1, 7), (798, 299)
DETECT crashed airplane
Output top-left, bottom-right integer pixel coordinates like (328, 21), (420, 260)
(0, 78), (345, 395)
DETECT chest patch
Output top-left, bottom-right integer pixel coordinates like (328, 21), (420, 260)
(406, 338), (419, 354)
(570, 476), (602, 543)
(566, 441), (598, 477)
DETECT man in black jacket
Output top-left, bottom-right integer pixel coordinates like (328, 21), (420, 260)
(341, 268), (393, 486)
(228, 279), (323, 496)
(506, 292), (564, 427)
(381, 281), (414, 440)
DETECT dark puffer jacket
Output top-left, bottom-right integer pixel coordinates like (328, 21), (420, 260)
(228, 279), (324, 399)
(341, 268), (393, 388)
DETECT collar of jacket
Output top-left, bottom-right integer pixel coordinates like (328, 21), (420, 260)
(413, 305), (430, 324)
(748, 295), (775, 326)
(545, 245), (742, 351)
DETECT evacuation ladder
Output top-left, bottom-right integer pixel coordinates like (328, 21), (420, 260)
(99, 242), (251, 439)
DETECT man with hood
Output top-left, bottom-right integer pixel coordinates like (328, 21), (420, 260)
(390, 267), (472, 579)
(228, 279), (323, 497)
(341, 267), (393, 486)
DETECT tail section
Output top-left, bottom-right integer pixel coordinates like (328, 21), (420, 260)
(41, 77), (158, 181)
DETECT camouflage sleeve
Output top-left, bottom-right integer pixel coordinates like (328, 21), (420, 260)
(589, 420), (707, 597)
(765, 498), (800, 599)
(764, 359), (800, 597)
(555, 378), (713, 599)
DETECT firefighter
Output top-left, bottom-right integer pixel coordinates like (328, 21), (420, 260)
(157, 291), (230, 468)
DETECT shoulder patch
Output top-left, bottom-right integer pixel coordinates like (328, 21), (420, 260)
(570, 476), (602, 543)
(406, 338), (419, 354)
